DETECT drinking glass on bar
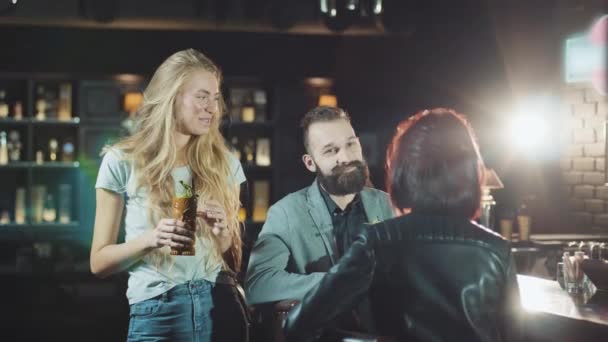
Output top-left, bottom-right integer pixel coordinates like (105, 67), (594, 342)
(562, 252), (586, 294)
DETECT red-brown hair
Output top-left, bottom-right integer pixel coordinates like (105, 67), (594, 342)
(386, 108), (484, 219)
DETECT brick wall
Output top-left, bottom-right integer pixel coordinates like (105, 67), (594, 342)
(560, 85), (608, 231)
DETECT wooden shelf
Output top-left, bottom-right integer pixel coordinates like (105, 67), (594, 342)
(0, 222), (81, 240)
(0, 222), (79, 229)
(0, 161), (80, 169)
(31, 161), (80, 169)
(30, 222), (80, 229)
(31, 117), (81, 125)
(0, 117), (80, 125)
(0, 162), (31, 169)
(0, 223), (28, 229)
(0, 118), (28, 125)
(0, 72), (284, 246)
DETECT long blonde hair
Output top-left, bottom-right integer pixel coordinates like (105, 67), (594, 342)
(107, 49), (242, 271)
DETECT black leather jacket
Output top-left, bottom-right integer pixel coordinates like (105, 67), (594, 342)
(284, 213), (523, 342)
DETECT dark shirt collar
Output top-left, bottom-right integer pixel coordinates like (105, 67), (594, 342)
(317, 180), (361, 214)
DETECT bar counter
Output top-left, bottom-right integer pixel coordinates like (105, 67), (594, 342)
(518, 274), (608, 340)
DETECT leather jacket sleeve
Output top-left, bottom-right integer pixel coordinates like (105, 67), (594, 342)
(503, 253), (524, 342)
(283, 232), (376, 342)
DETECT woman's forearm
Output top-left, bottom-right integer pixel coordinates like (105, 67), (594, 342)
(90, 234), (154, 278)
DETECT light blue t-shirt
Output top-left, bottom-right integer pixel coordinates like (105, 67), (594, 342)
(95, 148), (246, 304)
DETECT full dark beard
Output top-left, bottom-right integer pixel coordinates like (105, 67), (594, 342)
(317, 160), (368, 196)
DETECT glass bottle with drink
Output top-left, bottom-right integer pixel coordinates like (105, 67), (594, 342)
(171, 180), (197, 256)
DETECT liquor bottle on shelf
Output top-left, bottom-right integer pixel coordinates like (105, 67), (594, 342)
(13, 101), (23, 120)
(252, 180), (270, 222)
(58, 184), (72, 224)
(49, 138), (59, 162)
(35, 85), (46, 120)
(0, 210), (9, 224)
(255, 138), (271, 166)
(243, 139), (255, 165)
(231, 136), (241, 161)
(58, 83), (72, 121)
(44, 86), (58, 119)
(0, 131), (8, 165)
(42, 193), (57, 222)
(253, 89), (267, 122)
(0, 90), (8, 118)
(15, 187), (26, 224)
(61, 140), (75, 162)
(241, 93), (255, 123)
(35, 150), (44, 164)
(229, 89), (243, 123)
(32, 185), (46, 222)
(7, 130), (22, 162)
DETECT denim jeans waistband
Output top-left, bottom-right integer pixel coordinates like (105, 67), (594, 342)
(166, 278), (213, 298)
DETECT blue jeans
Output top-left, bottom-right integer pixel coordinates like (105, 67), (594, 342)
(127, 279), (248, 342)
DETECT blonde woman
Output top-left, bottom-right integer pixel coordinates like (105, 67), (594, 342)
(91, 49), (248, 341)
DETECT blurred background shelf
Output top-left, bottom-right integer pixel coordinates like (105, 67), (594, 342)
(0, 161), (80, 169)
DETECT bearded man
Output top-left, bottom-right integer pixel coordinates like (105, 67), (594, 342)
(245, 106), (394, 336)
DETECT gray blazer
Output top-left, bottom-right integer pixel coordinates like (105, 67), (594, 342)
(245, 179), (394, 305)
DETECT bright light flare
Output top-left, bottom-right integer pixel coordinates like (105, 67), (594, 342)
(508, 115), (548, 150)
(504, 95), (559, 159)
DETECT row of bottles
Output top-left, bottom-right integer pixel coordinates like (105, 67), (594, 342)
(228, 87), (271, 224)
(229, 136), (271, 167)
(0, 184), (73, 225)
(228, 87), (268, 123)
(0, 187), (26, 224)
(0, 132), (75, 165)
(0, 89), (23, 119)
(0, 130), (22, 164)
(35, 84), (73, 120)
(0, 83), (73, 121)
(41, 138), (76, 163)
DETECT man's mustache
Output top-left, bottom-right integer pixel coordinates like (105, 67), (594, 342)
(332, 161), (365, 174)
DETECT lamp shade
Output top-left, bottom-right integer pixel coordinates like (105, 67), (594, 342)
(482, 168), (504, 190)
(124, 92), (144, 114)
(318, 94), (338, 107)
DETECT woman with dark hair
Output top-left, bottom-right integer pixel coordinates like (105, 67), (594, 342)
(284, 108), (522, 342)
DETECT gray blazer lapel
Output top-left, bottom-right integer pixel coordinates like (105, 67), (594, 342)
(306, 180), (338, 265)
(361, 188), (385, 224)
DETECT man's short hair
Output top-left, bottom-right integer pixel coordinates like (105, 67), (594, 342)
(300, 106), (351, 152)
(386, 108), (483, 219)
